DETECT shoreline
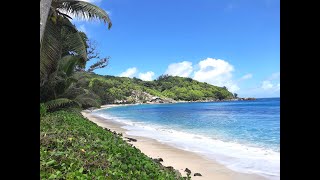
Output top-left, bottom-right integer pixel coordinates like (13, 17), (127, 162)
(107, 97), (257, 106)
(82, 104), (268, 180)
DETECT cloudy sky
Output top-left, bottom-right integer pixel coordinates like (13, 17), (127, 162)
(72, 0), (280, 98)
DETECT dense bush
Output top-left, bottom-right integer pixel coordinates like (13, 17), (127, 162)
(40, 110), (184, 179)
(40, 103), (47, 117)
(74, 72), (234, 103)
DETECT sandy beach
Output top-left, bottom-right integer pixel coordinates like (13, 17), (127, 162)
(82, 105), (267, 180)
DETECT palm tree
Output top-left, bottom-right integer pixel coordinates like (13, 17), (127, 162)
(40, 0), (112, 86)
(40, 17), (87, 86)
(42, 54), (101, 111)
(40, 0), (53, 42)
(40, 0), (112, 43)
(40, 0), (112, 111)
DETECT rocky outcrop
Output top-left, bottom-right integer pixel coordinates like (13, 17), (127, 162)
(113, 90), (256, 105)
(114, 90), (176, 104)
(238, 97), (256, 101)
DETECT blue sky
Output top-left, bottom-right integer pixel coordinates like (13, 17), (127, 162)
(73, 0), (280, 98)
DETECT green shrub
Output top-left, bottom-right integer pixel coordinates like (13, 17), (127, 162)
(40, 110), (185, 179)
(40, 103), (47, 117)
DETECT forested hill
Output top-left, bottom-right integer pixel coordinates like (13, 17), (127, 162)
(72, 72), (235, 105)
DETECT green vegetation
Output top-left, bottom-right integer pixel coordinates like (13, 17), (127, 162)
(40, 1), (233, 179)
(72, 73), (235, 104)
(40, 0), (111, 111)
(40, 109), (185, 179)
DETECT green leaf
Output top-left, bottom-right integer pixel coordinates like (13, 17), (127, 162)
(45, 98), (79, 111)
(48, 174), (57, 179)
(58, 1), (112, 29)
(79, 167), (84, 173)
(46, 160), (56, 166)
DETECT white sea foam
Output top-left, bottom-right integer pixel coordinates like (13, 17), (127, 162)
(93, 112), (280, 180)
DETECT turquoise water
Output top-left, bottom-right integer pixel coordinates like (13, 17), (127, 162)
(94, 98), (280, 179)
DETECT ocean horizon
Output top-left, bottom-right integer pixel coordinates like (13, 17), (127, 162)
(93, 97), (280, 180)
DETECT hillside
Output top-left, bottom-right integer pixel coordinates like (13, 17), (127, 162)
(71, 72), (235, 105)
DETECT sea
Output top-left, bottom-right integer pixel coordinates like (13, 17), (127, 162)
(93, 97), (280, 180)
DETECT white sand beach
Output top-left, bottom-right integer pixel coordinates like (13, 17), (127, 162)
(82, 105), (267, 180)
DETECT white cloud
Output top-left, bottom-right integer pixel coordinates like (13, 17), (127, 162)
(241, 73), (253, 80)
(260, 72), (280, 91)
(139, 71), (155, 81)
(269, 72), (280, 80)
(119, 67), (137, 78)
(164, 61), (193, 77)
(238, 72), (280, 98)
(119, 68), (155, 81)
(276, 83), (280, 91)
(261, 80), (274, 90)
(193, 58), (239, 92)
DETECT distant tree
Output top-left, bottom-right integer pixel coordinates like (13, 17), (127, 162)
(75, 33), (110, 72)
(157, 74), (170, 81)
(186, 77), (193, 82)
(87, 57), (110, 72)
(71, 72), (235, 103)
(215, 91), (224, 100)
(234, 93), (238, 98)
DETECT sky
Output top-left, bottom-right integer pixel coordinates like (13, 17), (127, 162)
(72, 0), (280, 98)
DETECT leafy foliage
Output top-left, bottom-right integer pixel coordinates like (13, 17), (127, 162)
(40, 16), (62, 82)
(87, 57), (109, 72)
(73, 72), (235, 104)
(56, 0), (112, 29)
(40, 15), (86, 85)
(44, 98), (79, 112)
(40, 103), (47, 117)
(41, 28), (103, 110)
(40, 0), (112, 102)
(234, 93), (238, 98)
(40, 110), (185, 179)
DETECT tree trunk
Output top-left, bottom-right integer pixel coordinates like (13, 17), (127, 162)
(40, 0), (53, 43)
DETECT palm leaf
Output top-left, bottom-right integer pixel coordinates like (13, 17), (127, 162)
(62, 32), (87, 62)
(45, 98), (80, 111)
(57, 0), (112, 29)
(58, 55), (84, 76)
(40, 17), (62, 79)
(62, 86), (86, 99)
(74, 92), (101, 108)
(61, 18), (87, 62)
(56, 9), (73, 19)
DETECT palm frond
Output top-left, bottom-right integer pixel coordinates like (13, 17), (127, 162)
(62, 32), (87, 61)
(60, 19), (87, 62)
(58, 55), (84, 76)
(62, 86), (86, 99)
(40, 17), (62, 79)
(75, 97), (100, 108)
(56, 9), (73, 19)
(74, 92), (101, 108)
(57, 1), (112, 29)
(45, 98), (80, 111)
